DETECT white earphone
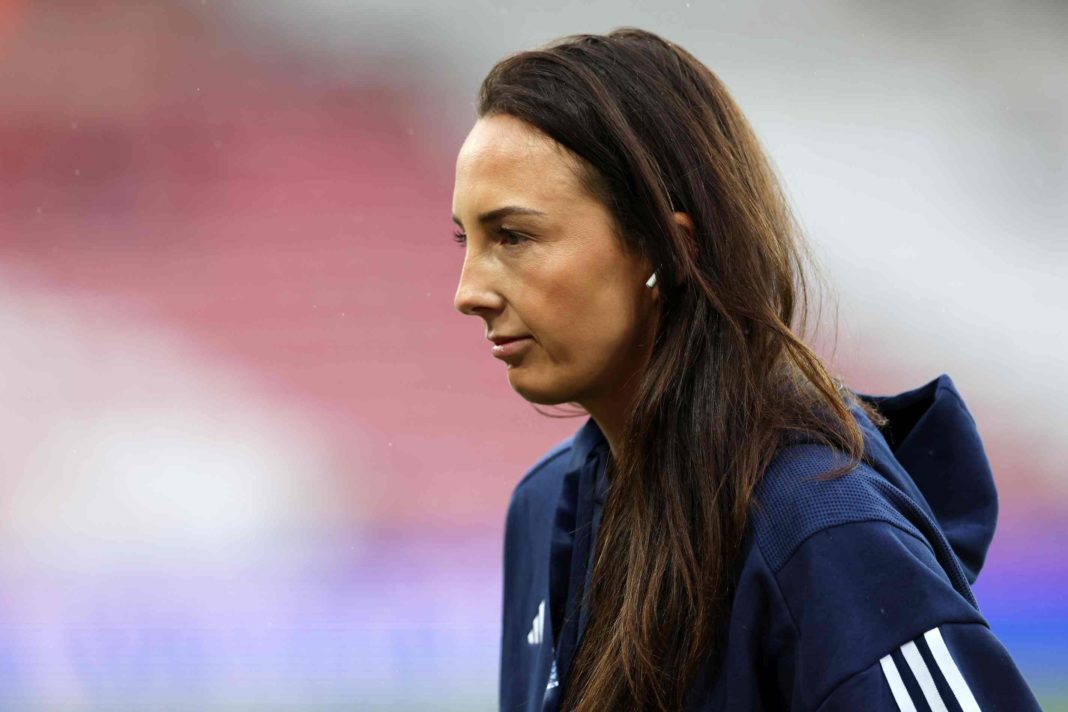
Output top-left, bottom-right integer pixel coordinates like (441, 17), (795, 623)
(645, 272), (658, 289)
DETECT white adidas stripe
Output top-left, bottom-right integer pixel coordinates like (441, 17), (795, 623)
(880, 626), (983, 712)
(925, 627), (981, 712)
(901, 641), (948, 712)
(880, 655), (917, 712)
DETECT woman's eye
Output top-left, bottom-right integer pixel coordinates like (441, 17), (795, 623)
(451, 229), (530, 248)
(497, 228), (530, 247)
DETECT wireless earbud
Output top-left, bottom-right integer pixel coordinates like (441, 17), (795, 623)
(645, 272), (658, 289)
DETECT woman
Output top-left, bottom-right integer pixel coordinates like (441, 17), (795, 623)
(450, 28), (1040, 712)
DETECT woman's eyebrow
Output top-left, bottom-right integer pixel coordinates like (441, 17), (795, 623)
(451, 205), (548, 228)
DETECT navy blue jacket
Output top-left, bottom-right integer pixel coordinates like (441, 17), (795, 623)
(500, 374), (1041, 711)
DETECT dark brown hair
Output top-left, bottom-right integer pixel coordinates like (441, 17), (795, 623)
(477, 27), (885, 710)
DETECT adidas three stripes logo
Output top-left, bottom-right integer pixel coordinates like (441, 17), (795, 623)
(879, 626), (980, 712)
(527, 599), (545, 645)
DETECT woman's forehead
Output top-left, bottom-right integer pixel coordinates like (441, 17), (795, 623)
(456, 116), (581, 187)
(450, 119), (585, 219)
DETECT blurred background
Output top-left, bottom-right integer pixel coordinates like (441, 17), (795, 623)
(0, 0), (1064, 709)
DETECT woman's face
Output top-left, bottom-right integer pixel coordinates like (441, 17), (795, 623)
(452, 114), (658, 408)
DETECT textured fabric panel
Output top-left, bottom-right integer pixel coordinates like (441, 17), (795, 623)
(752, 443), (926, 572)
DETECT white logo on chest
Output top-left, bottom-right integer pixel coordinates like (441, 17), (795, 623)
(527, 599), (545, 645)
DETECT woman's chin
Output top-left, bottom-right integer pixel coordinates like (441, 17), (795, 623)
(507, 370), (576, 406)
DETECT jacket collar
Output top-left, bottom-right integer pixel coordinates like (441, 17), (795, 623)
(568, 416), (611, 504)
(567, 416), (606, 468)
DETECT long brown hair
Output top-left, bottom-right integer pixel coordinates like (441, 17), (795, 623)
(477, 28), (885, 710)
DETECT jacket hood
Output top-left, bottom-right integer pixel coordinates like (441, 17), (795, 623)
(855, 374), (999, 583)
(564, 374), (1000, 586)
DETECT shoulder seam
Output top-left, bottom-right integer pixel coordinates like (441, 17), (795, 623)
(753, 454), (938, 573)
(758, 516), (937, 577)
(754, 535), (801, 635)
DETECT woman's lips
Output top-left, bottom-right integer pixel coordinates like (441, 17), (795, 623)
(491, 337), (533, 359)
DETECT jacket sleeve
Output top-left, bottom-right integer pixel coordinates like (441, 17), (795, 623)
(765, 520), (1042, 712)
(813, 622), (1041, 711)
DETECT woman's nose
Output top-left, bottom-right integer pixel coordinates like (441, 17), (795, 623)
(453, 261), (504, 317)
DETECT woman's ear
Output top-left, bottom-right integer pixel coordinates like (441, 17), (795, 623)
(671, 211), (697, 283)
(643, 212), (696, 292)
(673, 211), (695, 241)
